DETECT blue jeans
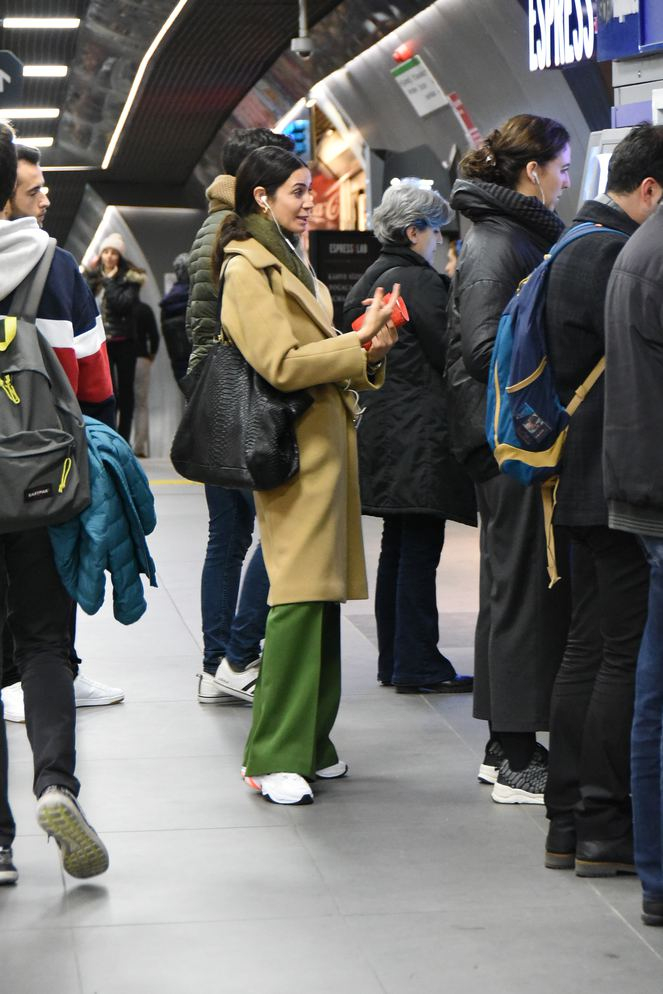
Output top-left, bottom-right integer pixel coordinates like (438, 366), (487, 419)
(201, 486), (270, 671)
(632, 535), (663, 902)
(375, 514), (455, 686)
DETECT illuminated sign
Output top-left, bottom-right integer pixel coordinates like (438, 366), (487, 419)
(529, 0), (596, 71)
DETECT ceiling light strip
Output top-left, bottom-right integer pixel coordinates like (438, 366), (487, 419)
(23, 65), (69, 77)
(0, 108), (60, 119)
(101, 0), (191, 170)
(19, 136), (54, 147)
(3, 18), (80, 29)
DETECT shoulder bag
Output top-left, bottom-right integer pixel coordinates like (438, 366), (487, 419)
(170, 263), (313, 490)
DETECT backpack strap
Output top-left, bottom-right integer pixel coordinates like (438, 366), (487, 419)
(566, 356), (605, 416)
(9, 238), (57, 323)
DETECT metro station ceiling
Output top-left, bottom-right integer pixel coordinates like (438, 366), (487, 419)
(0, 0), (347, 242)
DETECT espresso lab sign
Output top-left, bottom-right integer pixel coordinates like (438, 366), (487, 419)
(529, 0), (596, 71)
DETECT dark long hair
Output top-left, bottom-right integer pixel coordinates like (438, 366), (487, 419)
(460, 114), (570, 190)
(212, 145), (307, 282)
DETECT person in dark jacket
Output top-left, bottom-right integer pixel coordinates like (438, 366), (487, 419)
(132, 300), (160, 458)
(186, 129), (293, 707)
(604, 202), (663, 927)
(85, 233), (146, 442)
(343, 182), (476, 693)
(543, 124), (663, 877)
(447, 114), (572, 803)
(159, 252), (191, 383)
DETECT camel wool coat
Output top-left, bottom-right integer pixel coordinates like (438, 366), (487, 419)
(221, 238), (384, 606)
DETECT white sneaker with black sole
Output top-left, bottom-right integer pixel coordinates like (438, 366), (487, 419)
(245, 772), (314, 805)
(36, 786), (109, 879)
(213, 657), (260, 703)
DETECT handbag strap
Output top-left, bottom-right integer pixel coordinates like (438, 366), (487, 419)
(216, 257), (274, 345)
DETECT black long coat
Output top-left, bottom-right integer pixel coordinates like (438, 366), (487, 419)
(446, 179), (565, 482)
(343, 246), (476, 525)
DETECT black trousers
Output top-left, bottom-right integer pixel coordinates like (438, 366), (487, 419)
(2, 603), (80, 688)
(107, 337), (137, 442)
(0, 528), (79, 847)
(474, 474), (570, 732)
(545, 526), (649, 840)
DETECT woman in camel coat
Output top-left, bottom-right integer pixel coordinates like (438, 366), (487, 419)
(213, 146), (398, 806)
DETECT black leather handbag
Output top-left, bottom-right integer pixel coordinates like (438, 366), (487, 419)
(171, 270), (313, 490)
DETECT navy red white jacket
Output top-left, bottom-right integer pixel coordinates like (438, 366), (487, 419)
(0, 217), (114, 422)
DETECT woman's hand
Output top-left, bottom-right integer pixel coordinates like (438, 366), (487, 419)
(366, 320), (398, 362)
(355, 284), (401, 346)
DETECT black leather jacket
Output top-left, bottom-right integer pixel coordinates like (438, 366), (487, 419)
(445, 179), (564, 482)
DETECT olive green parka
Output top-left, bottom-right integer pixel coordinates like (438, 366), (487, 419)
(185, 174), (235, 372)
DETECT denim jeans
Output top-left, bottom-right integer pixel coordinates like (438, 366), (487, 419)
(201, 485), (269, 671)
(632, 535), (663, 902)
(375, 514), (455, 686)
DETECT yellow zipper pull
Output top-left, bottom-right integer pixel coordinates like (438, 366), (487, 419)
(0, 374), (20, 404)
(58, 456), (73, 493)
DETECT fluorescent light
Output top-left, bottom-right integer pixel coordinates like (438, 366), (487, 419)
(20, 137), (54, 148)
(42, 165), (95, 172)
(23, 65), (69, 78)
(0, 108), (60, 119)
(102, 0), (191, 169)
(3, 17), (80, 29)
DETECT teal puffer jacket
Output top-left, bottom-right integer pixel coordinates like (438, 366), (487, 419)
(49, 417), (157, 624)
(185, 173), (235, 372)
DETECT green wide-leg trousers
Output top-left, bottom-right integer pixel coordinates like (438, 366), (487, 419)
(243, 602), (341, 779)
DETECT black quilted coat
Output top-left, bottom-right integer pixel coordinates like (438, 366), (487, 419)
(343, 246), (476, 525)
(445, 179), (565, 482)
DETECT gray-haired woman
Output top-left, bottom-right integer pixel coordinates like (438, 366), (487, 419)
(343, 182), (476, 693)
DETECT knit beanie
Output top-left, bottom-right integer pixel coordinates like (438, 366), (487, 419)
(99, 232), (126, 256)
(173, 252), (190, 283)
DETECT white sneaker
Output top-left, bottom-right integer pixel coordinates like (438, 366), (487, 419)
(74, 672), (124, 708)
(316, 761), (349, 779)
(245, 772), (314, 805)
(1, 682), (25, 722)
(213, 657), (260, 703)
(2, 673), (124, 723)
(197, 671), (235, 704)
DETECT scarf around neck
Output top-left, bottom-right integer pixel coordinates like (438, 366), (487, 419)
(244, 212), (316, 297)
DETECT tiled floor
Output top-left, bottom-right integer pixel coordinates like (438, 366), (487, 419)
(1, 460), (662, 992)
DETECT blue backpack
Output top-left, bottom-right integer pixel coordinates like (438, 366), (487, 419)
(485, 221), (627, 584)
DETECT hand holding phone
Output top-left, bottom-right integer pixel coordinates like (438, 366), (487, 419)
(352, 291), (408, 349)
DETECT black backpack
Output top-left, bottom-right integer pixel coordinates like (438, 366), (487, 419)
(0, 239), (90, 533)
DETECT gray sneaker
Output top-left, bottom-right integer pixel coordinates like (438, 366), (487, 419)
(0, 846), (18, 885)
(36, 786), (109, 879)
(491, 745), (548, 805)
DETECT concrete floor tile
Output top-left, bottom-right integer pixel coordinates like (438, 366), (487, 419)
(73, 918), (385, 994)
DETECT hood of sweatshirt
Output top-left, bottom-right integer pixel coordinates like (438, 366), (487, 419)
(205, 174), (235, 214)
(0, 216), (50, 301)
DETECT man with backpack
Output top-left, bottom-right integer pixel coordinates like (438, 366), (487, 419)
(1, 141), (125, 723)
(541, 124), (663, 877)
(0, 124), (113, 884)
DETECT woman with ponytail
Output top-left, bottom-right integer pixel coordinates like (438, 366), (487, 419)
(212, 146), (399, 805)
(445, 114), (572, 803)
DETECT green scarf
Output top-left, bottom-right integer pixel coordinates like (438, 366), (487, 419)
(244, 212), (316, 297)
